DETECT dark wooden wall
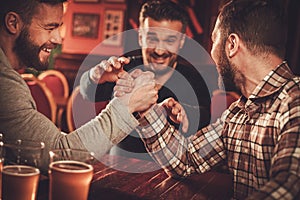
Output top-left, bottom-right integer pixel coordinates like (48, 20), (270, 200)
(285, 0), (300, 75)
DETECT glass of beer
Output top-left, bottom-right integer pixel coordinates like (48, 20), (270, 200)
(48, 149), (95, 200)
(1, 139), (45, 200)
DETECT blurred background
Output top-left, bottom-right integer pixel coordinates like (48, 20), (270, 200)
(52, 0), (299, 88)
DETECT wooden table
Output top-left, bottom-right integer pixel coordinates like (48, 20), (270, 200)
(37, 154), (233, 200)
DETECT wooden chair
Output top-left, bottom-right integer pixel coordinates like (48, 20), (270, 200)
(66, 86), (109, 132)
(210, 89), (240, 123)
(21, 73), (57, 123)
(38, 70), (69, 128)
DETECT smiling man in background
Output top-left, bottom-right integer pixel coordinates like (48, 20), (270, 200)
(80, 0), (212, 161)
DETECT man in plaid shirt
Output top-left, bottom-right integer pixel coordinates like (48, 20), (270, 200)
(115, 0), (300, 199)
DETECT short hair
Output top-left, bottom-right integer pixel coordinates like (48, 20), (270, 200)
(218, 0), (287, 58)
(139, 0), (189, 33)
(0, 0), (67, 27)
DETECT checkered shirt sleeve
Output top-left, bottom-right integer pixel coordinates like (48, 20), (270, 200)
(137, 104), (227, 177)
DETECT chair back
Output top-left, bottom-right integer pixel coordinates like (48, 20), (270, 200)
(38, 70), (69, 128)
(21, 74), (57, 123)
(210, 89), (240, 123)
(38, 69), (69, 99)
(66, 86), (109, 132)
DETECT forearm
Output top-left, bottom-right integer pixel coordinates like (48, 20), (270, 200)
(73, 98), (139, 159)
(137, 105), (226, 177)
(50, 98), (140, 175)
(1, 98), (138, 174)
(79, 70), (115, 102)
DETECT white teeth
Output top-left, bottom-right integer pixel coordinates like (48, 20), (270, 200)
(42, 48), (52, 53)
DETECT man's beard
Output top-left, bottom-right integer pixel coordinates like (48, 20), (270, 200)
(217, 42), (240, 93)
(14, 28), (48, 71)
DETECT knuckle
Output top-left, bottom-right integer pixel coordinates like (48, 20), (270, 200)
(108, 56), (117, 62)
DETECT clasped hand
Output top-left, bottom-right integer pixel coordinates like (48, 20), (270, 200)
(114, 69), (158, 114)
(91, 55), (189, 132)
(114, 69), (189, 133)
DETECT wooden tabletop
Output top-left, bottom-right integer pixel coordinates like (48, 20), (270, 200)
(37, 154), (233, 200)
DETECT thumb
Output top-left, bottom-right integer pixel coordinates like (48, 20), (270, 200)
(181, 115), (189, 133)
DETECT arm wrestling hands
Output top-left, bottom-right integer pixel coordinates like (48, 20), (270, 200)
(89, 55), (157, 113)
(115, 69), (158, 113)
(90, 55), (189, 132)
(114, 69), (189, 133)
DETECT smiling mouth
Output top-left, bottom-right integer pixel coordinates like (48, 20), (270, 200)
(151, 55), (169, 64)
(42, 47), (53, 54)
(153, 58), (166, 64)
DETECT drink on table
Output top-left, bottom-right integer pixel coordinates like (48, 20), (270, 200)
(48, 149), (95, 200)
(2, 165), (40, 200)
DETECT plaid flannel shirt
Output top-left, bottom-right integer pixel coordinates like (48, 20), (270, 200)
(137, 62), (300, 199)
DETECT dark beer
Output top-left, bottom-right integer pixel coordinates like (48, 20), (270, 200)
(49, 160), (93, 200)
(2, 165), (40, 200)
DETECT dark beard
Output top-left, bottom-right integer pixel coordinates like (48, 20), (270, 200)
(217, 41), (240, 93)
(14, 28), (48, 71)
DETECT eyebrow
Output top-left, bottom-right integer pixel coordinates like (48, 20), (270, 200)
(44, 22), (63, 28)
(165, 35), (178, 40)
(147, 32), (158, 36)
(147, 32), (179, 39)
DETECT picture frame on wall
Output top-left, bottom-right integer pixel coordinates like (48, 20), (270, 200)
(62, 1), (126, 55)
(102, 9), (124, 46)
(74, 0), (100, 3)
(72, 13), (100, 39)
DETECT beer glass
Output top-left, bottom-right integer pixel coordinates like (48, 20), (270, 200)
(1, 139), (45, 200)
(48, 149), (95, 200)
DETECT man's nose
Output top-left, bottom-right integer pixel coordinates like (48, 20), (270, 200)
(153, 41), (167, 55)
(154, 47), (167, 55)
(50, 28), (63, 45)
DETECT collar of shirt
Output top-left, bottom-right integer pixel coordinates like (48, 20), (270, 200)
(231, 61), (293, 119)
(249, 61), (292, 100)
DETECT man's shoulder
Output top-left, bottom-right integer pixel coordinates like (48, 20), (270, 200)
(0, 63), (28, 102)
(0, 63), (24, 86)
(0, 64), (32, 114)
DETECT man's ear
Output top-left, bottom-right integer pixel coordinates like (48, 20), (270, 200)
(226, 33), (239, 58)
(5, 12), (22, 34)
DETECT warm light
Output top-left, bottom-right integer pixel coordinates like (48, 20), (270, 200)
(60, 2), (69, 39)
(63, 1), (69, 14)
